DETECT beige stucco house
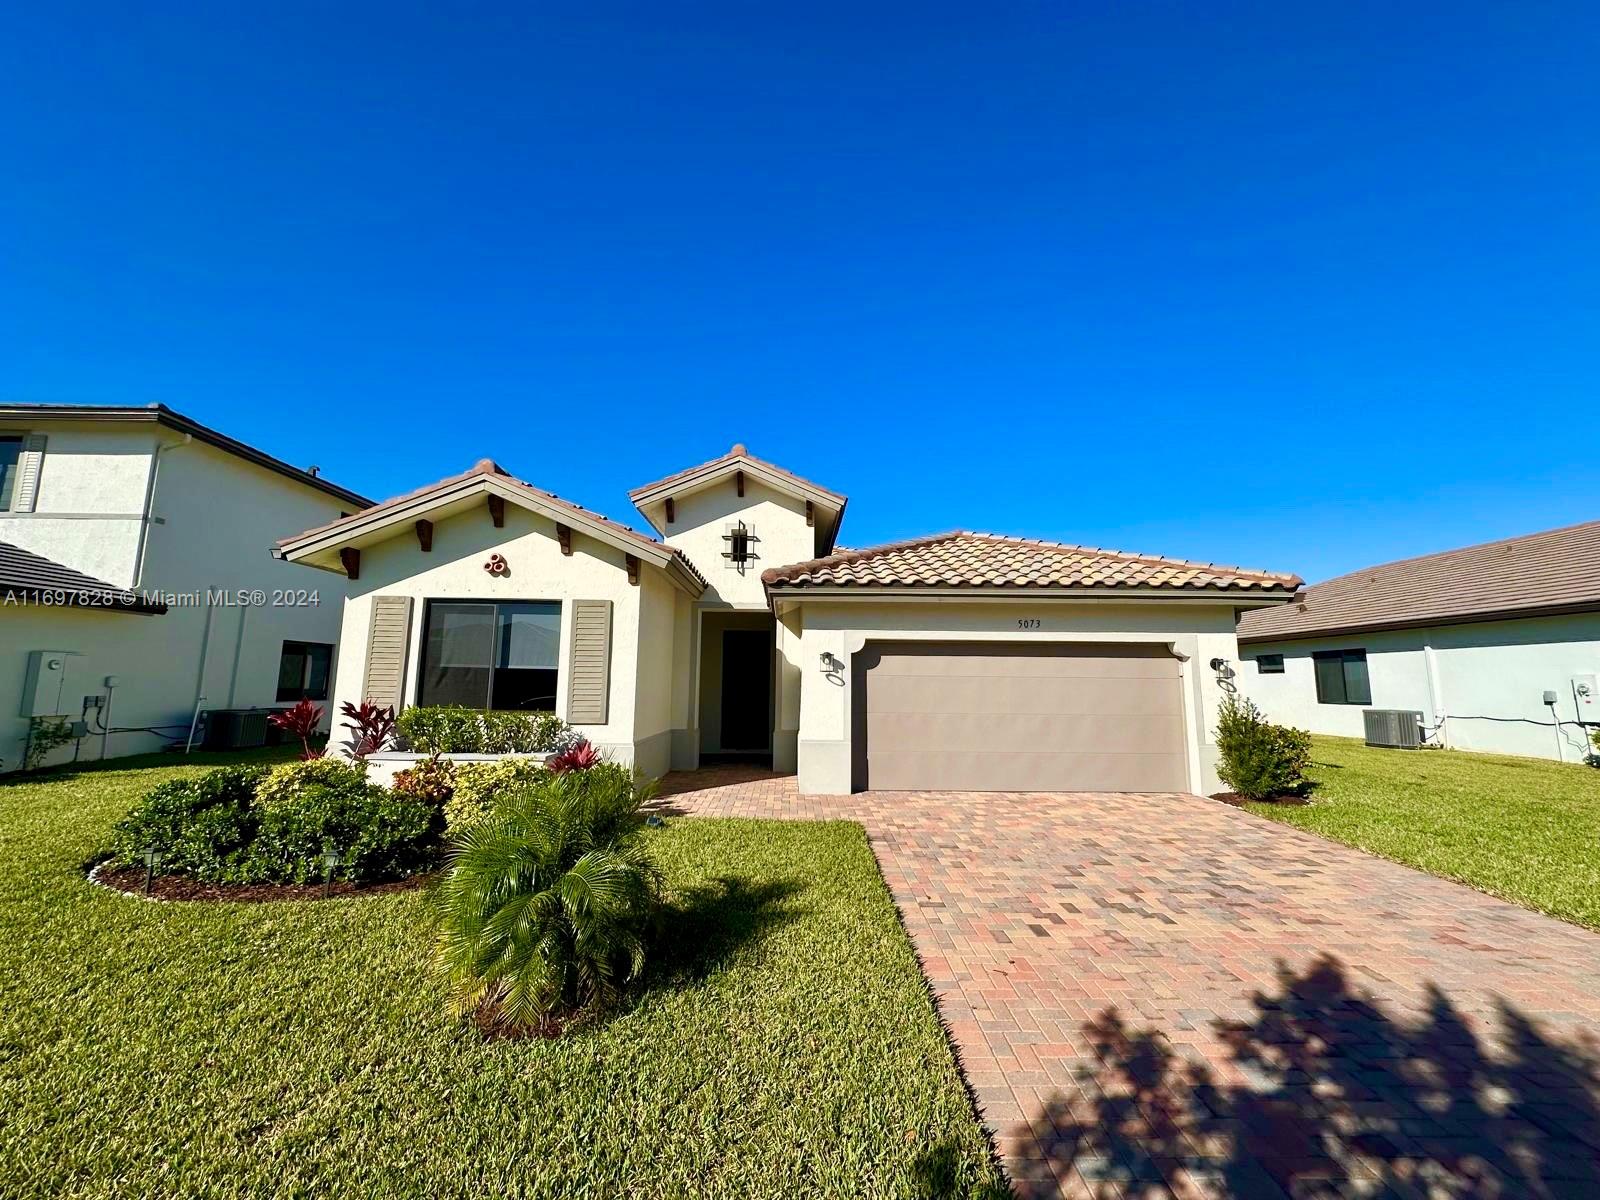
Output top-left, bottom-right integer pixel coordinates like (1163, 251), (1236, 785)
(278, 447), (1300, 795)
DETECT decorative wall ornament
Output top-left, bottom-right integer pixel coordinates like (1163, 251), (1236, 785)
(484, 553), (509, 577)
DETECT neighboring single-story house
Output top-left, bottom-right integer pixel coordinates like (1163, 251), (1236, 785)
(277, 446), (1300, 794)
(1238, 520), (1600, 762)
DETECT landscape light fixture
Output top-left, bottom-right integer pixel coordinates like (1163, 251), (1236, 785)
(322, 849), (341, 899)
(142, 848), (160, 895)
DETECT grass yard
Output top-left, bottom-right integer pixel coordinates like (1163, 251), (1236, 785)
(0, 750), (1001, 1200)
(1246, 735), (1600, 930)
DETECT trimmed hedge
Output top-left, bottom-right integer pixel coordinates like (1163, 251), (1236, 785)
(109, 766), (268, 881)
(393, 706), (575, 755)
(1215, 695), (1312, 800)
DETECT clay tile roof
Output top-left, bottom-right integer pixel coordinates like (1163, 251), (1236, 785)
(762, 531), (1301, 593)
(628, 443), (846, 505)
(0, 541), (167, 613)
(1238, 518), (1600, 643)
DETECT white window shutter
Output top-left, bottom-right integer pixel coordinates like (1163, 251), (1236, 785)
(567, 600), (612, 725)
(362, 595), (413, 710)
(12, 434), (46, 512)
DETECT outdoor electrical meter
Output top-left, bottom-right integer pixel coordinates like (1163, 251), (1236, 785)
(1571, 674), (1597, 714)
(20, 651), (83, 718)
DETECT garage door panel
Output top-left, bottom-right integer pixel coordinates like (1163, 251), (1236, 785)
(866, 711), (1185, 753)
(866, 675), (1182, 717)
(867, 644), (1179, 680)
(856, 641), (1188, 792)
(865, 751), (1189, 793)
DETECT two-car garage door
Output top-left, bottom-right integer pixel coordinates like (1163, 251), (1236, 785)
(853, 642), (1188, 792)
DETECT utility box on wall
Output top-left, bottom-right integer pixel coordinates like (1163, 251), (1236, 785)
(20, 651), (84, 718)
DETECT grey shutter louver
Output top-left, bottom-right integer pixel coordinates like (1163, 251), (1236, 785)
(12, 434), (46, 513)
(362, 595), (414, 710)
(567, 600), (612, 725)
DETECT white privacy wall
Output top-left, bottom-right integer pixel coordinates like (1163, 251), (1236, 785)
(1239, 612), (1600, 761)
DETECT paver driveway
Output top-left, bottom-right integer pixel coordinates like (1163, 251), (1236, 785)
(653, 768), (1600, 1199)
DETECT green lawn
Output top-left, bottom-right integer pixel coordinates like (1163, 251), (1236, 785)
(1246, 735), (1600, 930)
(0, 750), (1001, 1200)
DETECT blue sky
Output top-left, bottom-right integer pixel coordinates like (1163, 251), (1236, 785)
(3, 3), (1596, 582)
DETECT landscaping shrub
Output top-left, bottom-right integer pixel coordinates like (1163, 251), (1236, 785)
(245, 781), (440, 884)
(433, 763), (659, 1033)
(267, 699), (325, 760)
(256, 756), (371, 809)
(393, 754), (456, 808)
(444, 757), (549, 834)
(339, 699), (397, 759)
(109, 765), (269, 880)
(394, 705), (575, 755)
(1215, 695), (1312, 800)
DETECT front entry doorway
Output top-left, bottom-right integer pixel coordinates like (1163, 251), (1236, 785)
(719, 629), (773, 754)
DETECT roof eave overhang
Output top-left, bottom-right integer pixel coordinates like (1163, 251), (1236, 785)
(1238, 598), (1600, 645)
(279, 475), (706, 596)
(0, 405), (373, 509)
(766, 584), (1300, 611)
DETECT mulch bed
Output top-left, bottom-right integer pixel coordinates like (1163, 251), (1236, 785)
(90, 863), (432, 903)
(1211, 791), (1313, 807)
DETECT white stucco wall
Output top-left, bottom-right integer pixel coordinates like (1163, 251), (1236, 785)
(1240, 612), (1600, 761)
(785, 597), (1244, 796)
(324, 503), (682, 769)
(0, 421), (163, 586)
(1, 436), (351, 769)
(663, 477), (817, 608)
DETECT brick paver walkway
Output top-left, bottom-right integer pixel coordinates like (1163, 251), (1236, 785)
(653, 768), (1600, 1198)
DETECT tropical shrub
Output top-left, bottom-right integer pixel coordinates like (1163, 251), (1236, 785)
(549, 738), (600, 773)
(256, 756), (371, 809)
(393, 755), (456, 807)
(244, 781), (440, 884)
(268, 699), (325, 760)
(394, 706), (575, 755)
(109, 765), (270, 880)
(1215, 695), (1312, 800)
(433, 764), (660, 1033)
(444, 757), (549, 834)
(340, 700), (397, 759)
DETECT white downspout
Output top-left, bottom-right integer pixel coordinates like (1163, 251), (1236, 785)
(1422, 631), (1449, 747)
(131, 434), (191, 589)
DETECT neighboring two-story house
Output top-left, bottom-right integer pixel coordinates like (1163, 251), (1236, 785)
(0, 404), (370, 769)
(278, 446), (1298, 796)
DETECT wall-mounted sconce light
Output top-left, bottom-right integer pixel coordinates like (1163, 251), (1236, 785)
(819, 651), (842, 673)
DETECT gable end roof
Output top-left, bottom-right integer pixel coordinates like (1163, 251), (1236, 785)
(1238, 518), (1600, 643)
(277, 459), (707, 595)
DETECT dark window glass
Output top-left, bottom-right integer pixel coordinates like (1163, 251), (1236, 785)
(491, 602), (561, 711)
(277, 641), (334, 701)
(418, 600), (561, 711)
(0, 438), (21, 510)
(1312, 649), (1369, 705)
(1256, 654), (1285, 674)
(418, 603), (495, 707)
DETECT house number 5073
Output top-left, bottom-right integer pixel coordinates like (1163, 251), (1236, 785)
(1017, 618), (1042, 629)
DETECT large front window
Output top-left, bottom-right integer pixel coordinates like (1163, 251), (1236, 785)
(418, 600), (561, 711)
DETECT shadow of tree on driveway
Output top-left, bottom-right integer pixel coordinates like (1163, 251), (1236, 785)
(1014, 955), (1600, 1198)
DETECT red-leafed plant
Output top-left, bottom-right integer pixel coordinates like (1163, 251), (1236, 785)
(548, 738), (599, 774)
(268, 699), (325, 760)
(340, 700), (397, 760)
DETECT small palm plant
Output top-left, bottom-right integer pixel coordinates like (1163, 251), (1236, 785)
(432, 763), (660, 1035)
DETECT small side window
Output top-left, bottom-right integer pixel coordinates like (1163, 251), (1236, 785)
(277, 640), (335, 702)
(0, 437), (22, 511)
(1256, 653), (1285, 674)
(1312, 649), (1371, 705)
